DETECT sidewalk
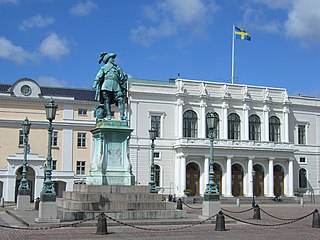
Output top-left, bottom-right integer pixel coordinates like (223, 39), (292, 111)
(1, 203), (320, 240)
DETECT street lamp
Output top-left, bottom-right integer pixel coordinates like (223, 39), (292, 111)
(40, 98), (58, 202)
(18, 117), (31, 195)
(204, 113), (219, 200)
(252, 170), (256, 207)
(149, 128), (158, 193)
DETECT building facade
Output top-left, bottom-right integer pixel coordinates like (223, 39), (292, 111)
(0, 77), (319, 202)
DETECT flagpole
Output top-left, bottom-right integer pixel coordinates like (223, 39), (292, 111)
(231, 25), (235, 84)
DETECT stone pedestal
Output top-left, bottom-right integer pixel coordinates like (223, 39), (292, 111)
(86, 120), (135, 185)
(15, 195), (31, 211)
(35, 201), (60, 223)
(201, 194), (221, 220)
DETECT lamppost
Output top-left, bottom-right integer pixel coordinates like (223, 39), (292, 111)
(18, 118), (31, 195)
(40, 98), (58, 202)
(252, 170), (256, 207)
(149, 128), (158, 193)
(204, 113), (219, 200)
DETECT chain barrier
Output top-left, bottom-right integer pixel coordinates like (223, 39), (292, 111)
(103, 212), (215, 232)
(222, 209), (316, 227)
(0, 212), (100, 230)
(181, 201), (203, 210)
(259, 207), (301, 221)
(221, 207), (254, 214)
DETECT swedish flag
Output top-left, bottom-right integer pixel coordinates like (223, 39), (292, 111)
(235, 26), (251, 41)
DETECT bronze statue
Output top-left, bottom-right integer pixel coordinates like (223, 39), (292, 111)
(93, 52), (128, 120)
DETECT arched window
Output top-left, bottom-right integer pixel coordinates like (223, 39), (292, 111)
(299, 168), (307, 189)
(206, 112), (219, 139)
(269, 116), (281, 142)
(183, 110), (198, 138)
(155, 165), (160, 187)
(228, 113), (240, 140)
(249, 114), (261, 141)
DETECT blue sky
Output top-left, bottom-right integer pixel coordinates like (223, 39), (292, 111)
(0, 0), (319, 97)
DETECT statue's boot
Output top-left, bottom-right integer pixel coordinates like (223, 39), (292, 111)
(104, 101), (112, 120)
(118, 99), (126, 120)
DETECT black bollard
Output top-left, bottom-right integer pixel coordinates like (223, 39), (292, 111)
(215, 211), (226, 231)
(96, 213), (108, 235)
(177, 198), (183, 210)
(312, 209), (320, 228)
(253, 205), (261, 220)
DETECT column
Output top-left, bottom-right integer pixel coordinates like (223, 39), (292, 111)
(174, 154), (181, 196)
(267, 158), (274, 197)
(288, 158), (294, 197)
(247, 158), (253, 197)
(62, 129), (73, 171)
(203, 156), (209, 195)
(177, 98), (184, 138)
(263, 105), (270, 141)
(225, 157), (232, 197)
(243, 104), (250, 140)
(222, 101), (229, 139)
(283, 106), (290, 142)
(200, 100), (207, 138)
(180, 154), (186, 196)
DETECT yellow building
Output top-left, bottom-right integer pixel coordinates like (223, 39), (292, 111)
(0, 78), (96, 202)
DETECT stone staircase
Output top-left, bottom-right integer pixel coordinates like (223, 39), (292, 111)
(57, 185), (186, 221)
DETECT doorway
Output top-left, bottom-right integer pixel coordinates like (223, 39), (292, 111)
(274, 165), (284, 196)
(15, 166), (35, 202)
(214, 163), (222, 194)
(253, 164), (264, 196)
(186, 162), (200, 196)
(232, 163), (243, 196)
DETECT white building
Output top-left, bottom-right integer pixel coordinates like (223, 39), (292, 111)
(0, 77), (319, 202)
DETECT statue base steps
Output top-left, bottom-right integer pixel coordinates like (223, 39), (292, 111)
(57, 184), (186, 221)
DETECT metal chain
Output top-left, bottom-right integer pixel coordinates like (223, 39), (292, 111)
(181, 201), (203, 210)
(0, 212), (100, 230)
(104, 212), (216, 232)
(259, 207), (302, 221)
(221, 207), (254, 214)
(222, 210), (316, 227)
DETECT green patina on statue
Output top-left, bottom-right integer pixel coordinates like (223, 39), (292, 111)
(93, 52), (128, 120)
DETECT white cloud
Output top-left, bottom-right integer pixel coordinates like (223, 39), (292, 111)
(38, 33), (70, 60)
(131, 0), (219, 46)
(19, 14), (54, 31)
(37, 75), (68, 87)
(0, 36), (34, 63)
(69, 0), (98, 16)
(284, 0), (320, 45)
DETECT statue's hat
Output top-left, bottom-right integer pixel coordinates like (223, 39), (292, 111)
(98, 52), (116, 64)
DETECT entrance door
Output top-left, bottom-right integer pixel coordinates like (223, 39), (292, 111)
(186, 162), (200, 196)
(274, 165), (284, 196)
(15, 166), (35, 202)
(253, 164), (264, 196)
(232, 164), (243, 196)
(214, 163), (222, 194)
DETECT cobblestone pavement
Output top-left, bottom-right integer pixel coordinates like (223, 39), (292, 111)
(1, 204), (320, 240)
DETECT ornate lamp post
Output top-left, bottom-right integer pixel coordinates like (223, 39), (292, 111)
(18, 118), (31, 195)
(204, 113), (219, 200)
(40, 98), (58, 202)
(149, 128), (158, 193)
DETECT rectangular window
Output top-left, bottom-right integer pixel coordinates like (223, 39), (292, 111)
(19, 130), (23, 145)
(76, 161), (86, 175)
(151, 115), (161, 138)
(52, 160), (57, 170)
(154, 152), (160, 159)
(299, 157), (306, 163)
(78, 108), (87, 116)
(298, 125), (306, 144)
(52, 131), (58, 147)
(77, 132), (86, 148)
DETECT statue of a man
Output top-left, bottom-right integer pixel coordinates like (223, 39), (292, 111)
(92, 52), (128, 120)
